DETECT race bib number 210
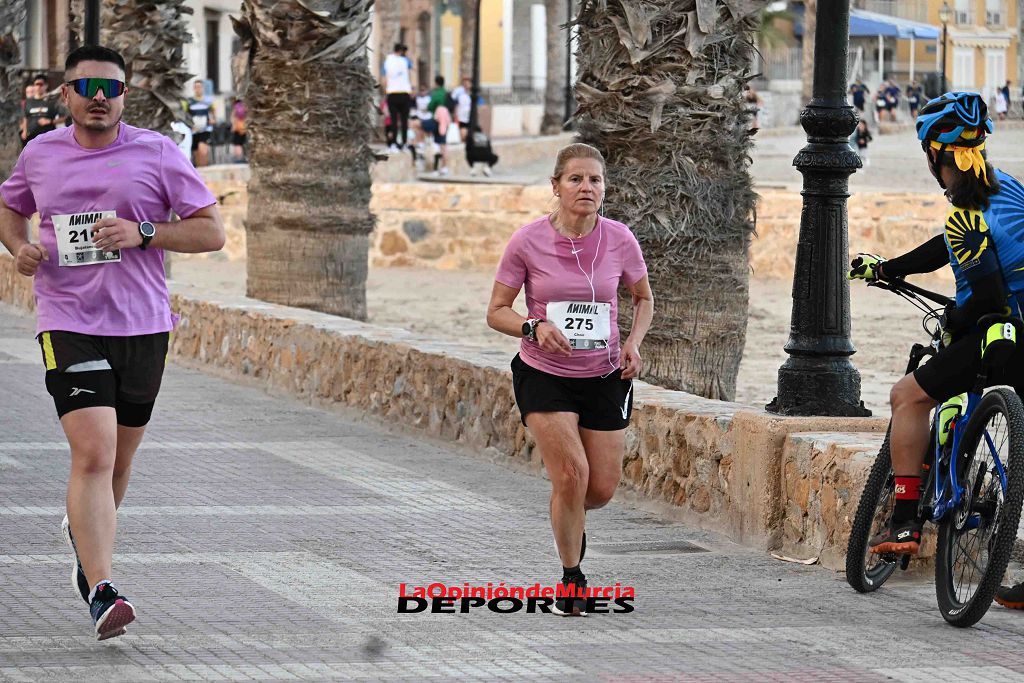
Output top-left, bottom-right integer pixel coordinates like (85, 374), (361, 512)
(52, 211), (120, 266)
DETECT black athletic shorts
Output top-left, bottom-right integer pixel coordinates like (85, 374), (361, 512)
(38, 330), (169, 425)
(511, 353), (633, 431)
(914, 328), (1024, 402)
(191, 131), (211, 150)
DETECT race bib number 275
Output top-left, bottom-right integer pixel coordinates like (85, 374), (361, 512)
(546, 300), (611, 350)
(52, 211), (120, 266)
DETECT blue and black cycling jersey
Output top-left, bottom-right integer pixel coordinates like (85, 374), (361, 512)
(883, 168), (1024, 330)
(946, 170), (1024, 313)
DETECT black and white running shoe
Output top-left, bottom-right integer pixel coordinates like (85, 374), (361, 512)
(61, 514), (90, 604)
(552, 574), (588, 617)
(90, 583), (135, 641)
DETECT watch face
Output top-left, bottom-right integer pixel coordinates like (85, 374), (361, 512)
(140, 222), (156, 237)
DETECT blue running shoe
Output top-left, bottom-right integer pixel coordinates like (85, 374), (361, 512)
(90, 583), (135, 641)
(61, 515), (90, 604)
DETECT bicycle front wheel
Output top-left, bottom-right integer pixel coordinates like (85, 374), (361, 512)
(846, 425), (899, 593)
(935, 387), (1024, 627)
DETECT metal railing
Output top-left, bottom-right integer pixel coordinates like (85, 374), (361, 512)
(753, 46), (803, 82)
(954, 7), (975, 24)
(859, 0), (929, 22)
(985, 3), (1007, 26)
(479, 74), (545, 105)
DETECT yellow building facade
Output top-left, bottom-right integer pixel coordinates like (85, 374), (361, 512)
(893, 0), (1017, 97)
(437, 0), (509, 87)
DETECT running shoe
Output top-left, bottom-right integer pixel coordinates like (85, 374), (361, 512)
(61, 514), (90, 604)
(995, 583), (1024, 609)
(552, 574), (588, 617)
(869, 520), (922, 555)
(90, 583), (135, 641)
(482, 165), (492, 177)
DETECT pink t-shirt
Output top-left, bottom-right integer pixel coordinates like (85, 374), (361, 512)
(1, 123), (217, 336)
(495, 214), (647, 378)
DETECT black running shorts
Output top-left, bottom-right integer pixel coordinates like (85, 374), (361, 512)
(511, 353), (633, 431)
(38, 330), (169, 425)
(914, 328), (1024, 402)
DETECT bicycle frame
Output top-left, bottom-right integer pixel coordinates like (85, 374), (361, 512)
(869, 278), (1010, 524)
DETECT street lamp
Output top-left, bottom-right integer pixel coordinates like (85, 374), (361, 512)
(85, 0), (101, 44)
(564, 0), (572, 125)
(766, 0), (869, 416)
(938, 1), (951, 94)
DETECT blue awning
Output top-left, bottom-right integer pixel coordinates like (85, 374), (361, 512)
(794, 8), (941, 40)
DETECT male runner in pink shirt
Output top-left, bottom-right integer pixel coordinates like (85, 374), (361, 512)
(0, 45), (225, 640)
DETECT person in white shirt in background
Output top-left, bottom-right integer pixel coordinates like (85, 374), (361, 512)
(382, 43), (414, 153)
(995, 88), (1009, 121)
(410, 84), (433, 171)
(452, 76), (473, 143)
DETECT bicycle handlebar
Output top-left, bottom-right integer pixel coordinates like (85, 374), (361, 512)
(868, 278), (954, 308)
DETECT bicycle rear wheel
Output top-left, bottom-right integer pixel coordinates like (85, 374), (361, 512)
(935, 388), (1024, 627)
(846, 426), (899, 593)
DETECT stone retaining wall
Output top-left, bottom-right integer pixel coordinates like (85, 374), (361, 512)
(197, 167), (953, 283)
(0, 254), (892, 568)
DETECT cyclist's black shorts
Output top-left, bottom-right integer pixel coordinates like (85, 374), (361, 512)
(914, 328), (1024, 401)
(38, 330), (168, 425)
(511, 353), (633, 431)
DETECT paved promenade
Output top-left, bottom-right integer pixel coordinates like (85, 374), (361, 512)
(2, 306), (1024, 681)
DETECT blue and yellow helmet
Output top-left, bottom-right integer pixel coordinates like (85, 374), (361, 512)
(916, 91), (993, 147)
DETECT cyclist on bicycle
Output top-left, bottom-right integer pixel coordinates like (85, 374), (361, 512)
(848, 92), (1024, 595)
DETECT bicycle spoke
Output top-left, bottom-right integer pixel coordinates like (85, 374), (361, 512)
(948, 408), (1014, 606)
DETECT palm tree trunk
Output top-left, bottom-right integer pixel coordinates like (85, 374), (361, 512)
(87, 0), (192, 134)
(575, 0), (760, 400)
(236, 0), (377, 320)
(459, 0), (478, 82)
(801, 0), (815, 104)
(540, 0), (568, 134)
(0, 2), (27, 180)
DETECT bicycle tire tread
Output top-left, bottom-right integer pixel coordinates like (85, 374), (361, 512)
(935, 388), (1024, 627)
(846, 424), (897, 593)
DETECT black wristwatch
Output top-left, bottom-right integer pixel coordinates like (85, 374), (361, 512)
(522, 318), (543, 341)
(138, 221), (156, 250)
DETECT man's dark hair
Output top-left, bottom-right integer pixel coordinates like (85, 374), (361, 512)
(434, 75), (444, 87)
(32, 74), (47, 84)
(65, 45), (126, 75)
(393, 42), (404, 53)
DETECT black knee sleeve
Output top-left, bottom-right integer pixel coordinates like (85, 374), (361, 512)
(115, 399), (156, 428)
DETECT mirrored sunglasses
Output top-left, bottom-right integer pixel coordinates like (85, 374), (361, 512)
(65, 77), (126, 98)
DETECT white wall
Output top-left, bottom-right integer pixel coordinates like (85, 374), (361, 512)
(531, 4), (546, 90)
(183, 0), (241, 94)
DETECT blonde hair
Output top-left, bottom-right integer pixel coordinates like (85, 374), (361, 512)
(551, 143), (606, 181)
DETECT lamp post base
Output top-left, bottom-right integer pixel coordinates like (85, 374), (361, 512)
(767, 355), (872, 417)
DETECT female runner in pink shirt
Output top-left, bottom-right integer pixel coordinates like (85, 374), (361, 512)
(486, 143), (655, 616)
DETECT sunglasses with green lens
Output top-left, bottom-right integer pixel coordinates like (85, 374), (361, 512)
(65, 77), (126, 98)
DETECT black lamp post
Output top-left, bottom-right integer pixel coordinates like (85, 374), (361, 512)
(564, 0), (572, 124)
(766, 0), (870, 417)
(467, 0), (482, 141)
(939, 1), (951, 94)
(85, 0), (101, 45)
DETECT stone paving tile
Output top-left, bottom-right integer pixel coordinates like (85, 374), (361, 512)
(3, 305), (1024, 681)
